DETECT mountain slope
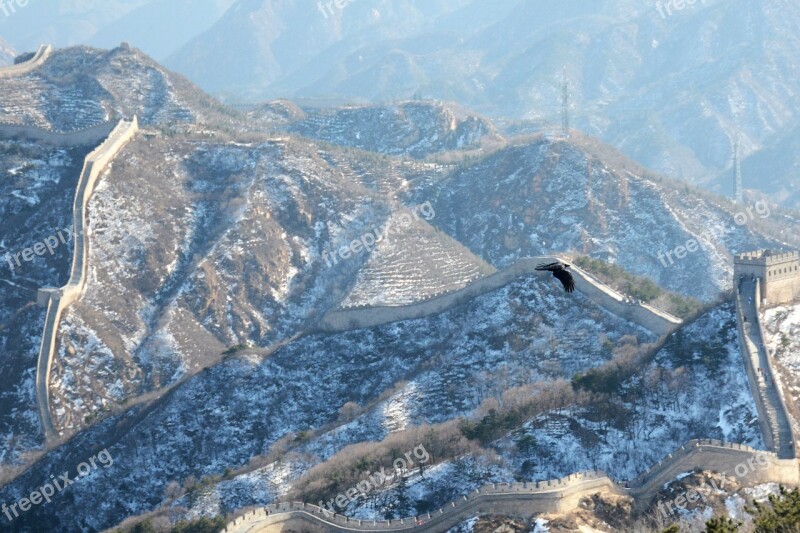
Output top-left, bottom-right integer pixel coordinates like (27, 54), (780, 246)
(0, 44), (235, 131)
(288, 101), (503, 158)
(0, 140), (92, 469)
(85, 0), (237, 60)
(412, 133), (799, 301)
(0, 286), (764, 531)
(167, 0), (800, 209)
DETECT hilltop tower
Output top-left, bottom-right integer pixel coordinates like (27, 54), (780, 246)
(734, 250), (800, 306)
(561, 68), (570, 136)
(733, 141), (743, 204)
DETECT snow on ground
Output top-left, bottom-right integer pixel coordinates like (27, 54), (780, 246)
(763, 303), (800, 428)
(340, 212), (496, 308)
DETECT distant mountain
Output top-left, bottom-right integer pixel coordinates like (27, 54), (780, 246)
(0, 44), (235, 130)
(167, 0), (800, 209)
(0, 0), (234, 61)
(165, 0), (475, 97)
(288, 101), (504, 158)
(0, 0), (151, 52)
(1, 43), (798, 531)
(84, 0), (237, 60)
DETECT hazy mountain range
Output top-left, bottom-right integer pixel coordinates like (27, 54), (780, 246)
(1, 2), (800, 531)
(0, 43), (797, 530)
(166, 0), (800, 208)
(2, 0), (800, 208)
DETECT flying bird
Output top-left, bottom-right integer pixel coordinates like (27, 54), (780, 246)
(535, 262), (575, 293)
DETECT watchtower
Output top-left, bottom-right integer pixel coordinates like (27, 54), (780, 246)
(734, 249), (800, 306)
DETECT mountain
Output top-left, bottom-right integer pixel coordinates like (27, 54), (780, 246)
(288, 101), (504, 158)
(0, 0), (235, 61)
(164, 0), (475, 97)
(0, 43), (798, 531)
(166, 0), (800, 210)
(413, 132), (800, 301)
(0, 0), (151, 52)
(84, 0), (237, 60)
(0, 44), (235, 131)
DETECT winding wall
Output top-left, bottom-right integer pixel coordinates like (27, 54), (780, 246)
(736, 278), (796, 458)
(35, 117), (139, 442)
(223, 440), (799, 533)
(320, 256), (682, 336)
(0, 44), (52, 79)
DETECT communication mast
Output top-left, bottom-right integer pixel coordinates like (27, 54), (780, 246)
(733, 141), (743, 204)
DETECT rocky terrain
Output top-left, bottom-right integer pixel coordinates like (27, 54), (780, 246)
(0, 43), (797, 532)
(165, 0), (800, 210)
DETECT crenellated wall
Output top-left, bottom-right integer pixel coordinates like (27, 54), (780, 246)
(0, 44), (52, 79)
(35, 117), (139, 442)
(735, 278), (796, 458)
(222, 440), (799, 533)
(319, 256), (682, 336)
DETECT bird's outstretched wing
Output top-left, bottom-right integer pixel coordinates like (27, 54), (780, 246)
(552, 268), (575, 293)
(535, 262), (562, 272)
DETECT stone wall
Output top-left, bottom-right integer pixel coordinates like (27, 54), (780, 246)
(222, 440), (799, 533)
(735, 286), (776, 452)
(319, 256), (682, 336)
(0, 45), (52, 79)
(222, 473), (622, 533)
(35, 117), (139, 442)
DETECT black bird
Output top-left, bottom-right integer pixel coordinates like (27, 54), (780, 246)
(535, 262), (575, 293)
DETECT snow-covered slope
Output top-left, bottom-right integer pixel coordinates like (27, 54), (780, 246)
(0, 293), (761, 530)
(416, 136), (798, 301)
(340, 211), (496, 307)
(289, 102), (503, 159)
(0, 44), (234, 131)
(0, 140), (92, 468)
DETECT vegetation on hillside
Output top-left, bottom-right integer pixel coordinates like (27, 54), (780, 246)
(574, 256), (703, 319)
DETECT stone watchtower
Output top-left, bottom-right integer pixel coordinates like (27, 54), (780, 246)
(734, 249), (800, 306)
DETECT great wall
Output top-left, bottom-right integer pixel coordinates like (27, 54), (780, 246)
(226, 258), (799, 531)
(223, 439), (800, 532)
(320, 256), (683, 337)
(2, 43), (798, 532)
(0, 44), (51, 79)
(35, 116), (139, 442)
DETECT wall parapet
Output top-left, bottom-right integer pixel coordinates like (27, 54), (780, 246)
(222, 440), (798, 533)
(0, 44), (52, 79)
(735, 278), (796, 458)
(320, 256), (681, 336)
(35, 116), (139, 442)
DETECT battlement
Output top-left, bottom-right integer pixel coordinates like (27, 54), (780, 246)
(734, 249), (800, 307)
(735, 249), (800, 266)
